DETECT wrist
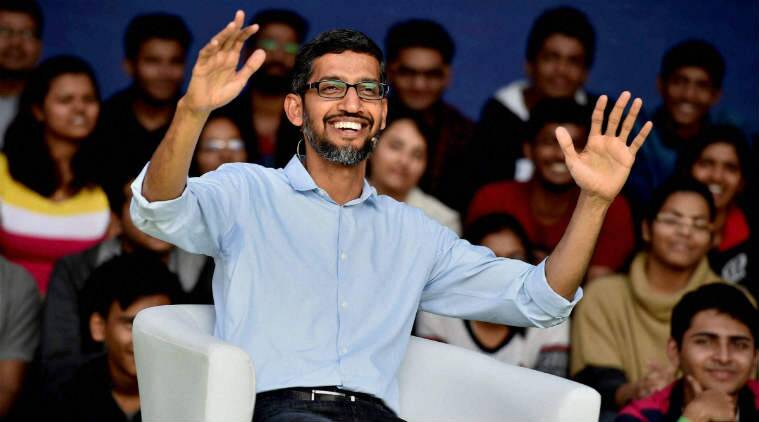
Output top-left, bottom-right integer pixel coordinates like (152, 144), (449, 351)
(177, 96), (212, 121)
(577, 190), (613, 213)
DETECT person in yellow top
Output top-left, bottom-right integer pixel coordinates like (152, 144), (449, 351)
(0, 55), (109, 293)
(571, 177), (729, 421)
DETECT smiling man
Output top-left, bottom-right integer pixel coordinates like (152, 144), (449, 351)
(616, 283), (759, 422)
(130, 11), (651, 421)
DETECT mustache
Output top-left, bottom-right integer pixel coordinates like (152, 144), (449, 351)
(322, 112), (373, 128)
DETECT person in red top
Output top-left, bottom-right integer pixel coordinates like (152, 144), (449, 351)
(468, 98), (634, 280)
(679, 124), (750, 286)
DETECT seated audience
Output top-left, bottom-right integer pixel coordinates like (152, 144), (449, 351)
(49, 253), (183, 422)
(473, 6), (596, 184)
(98, 13), (191, 185)
(369, 117), (461, 234)
(222, 9), (306, 168)
(468, 98), (634, 279)
(190, 112), (248, 176)
(679, 124), (751, 285)
(572, 177), (726, 419)
(0, 256), (40, 419)
(41, 176), (213, 392)
(627, 40), (725, 209)
(416, 213), (568, 376)
(0, 0), (43, 146)
(0, 55), (109, 293)
(616, 283), (758, 422)
(385, 19), (475, 212)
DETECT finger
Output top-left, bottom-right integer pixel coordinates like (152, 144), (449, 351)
(628, 121), (653, 155)
(236, 48), (267, 84)
(686, 375), (704, 395)
(619, 97), (643, 141)
(605, 91), (631, 137)
(198, 38), (221, 60)
(232, 24), (259, 54)
(221, 10), (245, 51)
(555, 126), (578, 160)
(589, 95), (607, 137)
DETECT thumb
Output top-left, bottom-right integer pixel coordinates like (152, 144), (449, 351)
(237, 48), (266, 83)
(555, 126), (578, 161)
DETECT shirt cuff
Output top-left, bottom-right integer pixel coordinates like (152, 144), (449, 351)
(129, 162), (191, 222)
(524, 259), (583, 319)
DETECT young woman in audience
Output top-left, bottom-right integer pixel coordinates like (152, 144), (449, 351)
(571, 177), (729, 421)
(679, 124), (750, 285)
(0, 56), (109, 294)
(190, 112), (248, 176)
(416, 213), (569, 376)
(369, 117), (461, 234)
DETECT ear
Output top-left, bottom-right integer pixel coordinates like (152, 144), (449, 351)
(656, 76), (665, 98)
(89, 313), (106, 343)
(441, 65), (452, 89)
(31, 104), (44, 122)
(711, 229), (722, 249)
(380, 98), (388, 130)
(709, 88), (723, 107)
(284, 93), (304, 127)
(524, 61), (535, 82)
(123, 59), (134, 77)
(522, 140), (533, 161)
(666, 338), (681, 369)
(642, 220), (652, 243)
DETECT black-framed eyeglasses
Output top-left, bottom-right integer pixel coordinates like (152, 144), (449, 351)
(304, 79), (389, 100)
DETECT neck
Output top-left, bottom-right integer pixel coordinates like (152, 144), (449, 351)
(132, 94), (175, 131)
(0, 78), (25, 97)
(714, 206), (729, 234)
(108, 359), (139, 395)
(251, 89), (285, 115)
(522, 85), (545, 110)
(45, 132), (79, 190)
(120, 238), (172, 264)
(529, 179), (579, 223)
(674, 121), (703, 140)
(470, 321), (510, 349)
(370, 179), (408, 202)
(645, 253), (697, 294)
(304, 150), (366, 205)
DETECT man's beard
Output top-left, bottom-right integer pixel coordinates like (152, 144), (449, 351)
(302, 109), (377, 167)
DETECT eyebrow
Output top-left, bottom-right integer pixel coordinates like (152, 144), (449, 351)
(659, 209), (709, 220)
(316, 75), (380, 83)
(690, 332), (753, 342)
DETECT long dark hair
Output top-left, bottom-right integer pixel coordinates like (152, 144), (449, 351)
(2, 55), (102, 197)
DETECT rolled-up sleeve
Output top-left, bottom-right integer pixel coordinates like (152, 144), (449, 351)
(420, 226), (581, 328)
(130, 163), (244, 257)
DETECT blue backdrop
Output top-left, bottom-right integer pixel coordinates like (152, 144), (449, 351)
(41, 0), (759, 132)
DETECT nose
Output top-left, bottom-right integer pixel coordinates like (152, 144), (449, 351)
(714, 342), (730, 364)
(337, 86), (362, 113)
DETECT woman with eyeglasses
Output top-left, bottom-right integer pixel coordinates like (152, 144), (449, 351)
(190, 113), (249, 176)
(0, 55), (109, 294)
(570, 177), (732, 421)
(678, 125), (750, 285)
(415, 213), (569, 377)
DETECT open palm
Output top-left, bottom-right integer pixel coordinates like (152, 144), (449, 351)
(556, 92), (653, 202)
(184, 10), (267, 113)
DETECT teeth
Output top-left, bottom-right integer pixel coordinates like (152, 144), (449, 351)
(708, 184), (723, 195)
(677, 103), (696, 113)
(72, 116), (86, 125)
(550, 163), (568, 173)
(333, 121), (361, 130)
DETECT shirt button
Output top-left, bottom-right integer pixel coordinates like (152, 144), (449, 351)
(340, 252), (347, 261)
(341, 301), (348, 308)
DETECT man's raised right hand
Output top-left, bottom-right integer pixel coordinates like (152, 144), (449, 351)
(182, 10), (266, 114)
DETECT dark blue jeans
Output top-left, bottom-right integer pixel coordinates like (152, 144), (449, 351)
(252, 393), (406, 422)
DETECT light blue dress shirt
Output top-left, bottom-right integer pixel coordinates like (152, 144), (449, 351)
(130, 155), (581, 412)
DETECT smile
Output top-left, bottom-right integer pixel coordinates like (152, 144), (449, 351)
(332, 121), (362, 131)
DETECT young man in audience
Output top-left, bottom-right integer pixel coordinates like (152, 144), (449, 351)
(468, 98), (634, 280)
(50, 253), (182, 422)
(626, 39), (725, 209)
(616, 283), (758, 422)
(222, 9), (307, 168)
(0, 0), (42, 146)
(572, 177), (726, 421)
(0, 256), (40, 419)
(473, 6), (596, 185)
(40, 176), (212, 393)
(98, 13), (192, 185)
(385, 19), (475, 212)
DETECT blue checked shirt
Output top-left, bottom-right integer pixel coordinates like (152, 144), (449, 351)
(130, 155), (582, 412)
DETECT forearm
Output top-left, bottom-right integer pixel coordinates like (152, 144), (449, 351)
(142, 98), (210, 202)
(546, 191), (610, 299)
(0, 361), (27, 416)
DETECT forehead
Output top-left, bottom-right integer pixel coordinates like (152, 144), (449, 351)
(686, 309), (753, 339)
(700, 142), (738, 162)
(0, 11), (37, 29)
(309, 51), (381, 82)
(382, 119), (426, 147)
(48, 73), (94, 93)
(669, 66), (712, 83)
(138, 38), (185, 57)
(258, 22), (298, 42)
(660, 191), (709, 216)
(394, 47), (445, 68)
(539, 34), (586, 56)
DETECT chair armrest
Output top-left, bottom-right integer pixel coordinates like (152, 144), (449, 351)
(133, 305), (256, 422)
(399, 336), (600, 422)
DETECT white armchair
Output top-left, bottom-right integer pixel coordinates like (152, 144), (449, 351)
(134, 305), (600, 422)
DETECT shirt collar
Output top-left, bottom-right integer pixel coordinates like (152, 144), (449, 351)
(283, 154), (377, 205)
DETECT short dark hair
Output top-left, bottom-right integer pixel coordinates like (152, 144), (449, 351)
(0, 0), (43, 38)
(292, 29), (385, 95)
(124, 13), (192, 61)
(660, 39), (725, 89)
(678, 124), (750, 183)
(671, 283), (758, 348)
(464, 213), (535, 263)
(385, 19), (455, 64)
(2, 55), (101, 198)
(526, 6), (596, 68)
(526, 98), (591, 142)
(86, 253), (183, 320)
(249, 9), (309, 43)
(645, 176), (716, 224)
